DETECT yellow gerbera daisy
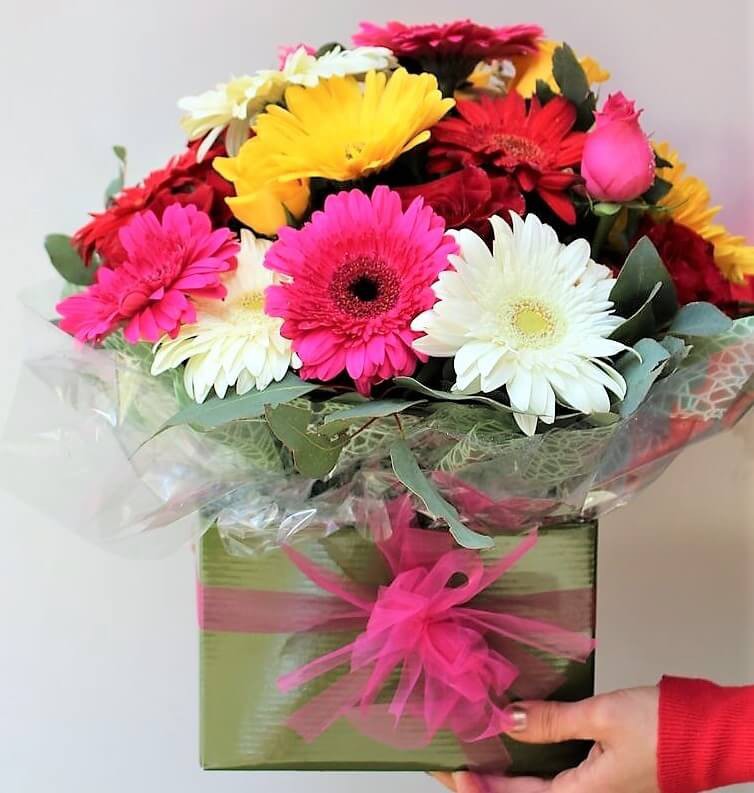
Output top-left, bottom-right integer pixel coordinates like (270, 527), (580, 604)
(214, 68), (454, 235)
(509, 40), (610, 98)
(655, 142), (754, 282)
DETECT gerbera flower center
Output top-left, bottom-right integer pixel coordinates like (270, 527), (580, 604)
(330, 256), (401, 318)
(490, 133), (546, 165)
(497, 298), (564, 349)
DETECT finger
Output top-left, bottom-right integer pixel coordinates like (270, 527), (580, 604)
(504, 698), (603, 744)
(457, 773), (552, 793)
(431, 771), (457, 792)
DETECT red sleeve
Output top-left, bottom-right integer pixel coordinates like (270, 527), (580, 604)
(658, 676), (754, 793)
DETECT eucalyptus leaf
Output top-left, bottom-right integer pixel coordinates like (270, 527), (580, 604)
(610, 282), (663, 344)
(160, 372), (316, 431)
(610, 236), (679, 325)
(323, 399), (426, 424)
(44, 234), (97, 286)
(660, 334), (691, 372)
(617, 338), (671, 416)
(394, 377), (516, 414)
(266, 404), (347, 478)
(389, 440), (494, 550)
(586, 412), (622, 427)
(669, 302), (733, 337)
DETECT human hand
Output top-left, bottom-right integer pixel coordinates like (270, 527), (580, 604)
(432, 686), (660, 793)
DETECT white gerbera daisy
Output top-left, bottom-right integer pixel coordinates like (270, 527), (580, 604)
(412, 212), (628, 435)
(178, 73), (286, 160)
(178, 47), (395, 160)
(279, 45), (396, 87)
(151, 230), (297, 403)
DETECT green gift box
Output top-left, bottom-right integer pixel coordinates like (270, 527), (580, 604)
(198, 519), (597, 775)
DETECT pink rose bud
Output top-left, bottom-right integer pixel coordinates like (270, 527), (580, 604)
(581, 92), (656, 203)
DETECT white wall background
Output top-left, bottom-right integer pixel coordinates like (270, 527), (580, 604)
(1, 1), (753, 791)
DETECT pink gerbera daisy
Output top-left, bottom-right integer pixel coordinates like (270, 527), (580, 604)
(353, 19), (542, 94)
(57, 203), (238, 344)
(264, 187), (457, 394)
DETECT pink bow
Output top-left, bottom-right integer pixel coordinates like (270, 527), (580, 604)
(276, 497), (595, 748)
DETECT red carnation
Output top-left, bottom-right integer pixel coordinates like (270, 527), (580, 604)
(637, 218), (734, 310)
(429, 93), (585, 224)
(353, 19), (542, 62)
(73, 141), (234, 266)
(394, 166), (524, 236)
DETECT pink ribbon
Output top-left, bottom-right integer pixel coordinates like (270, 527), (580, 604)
(198, 496), (595, 755)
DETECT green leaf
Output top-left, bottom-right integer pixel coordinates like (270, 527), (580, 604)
(586, 412), (621, 427)
(323, 399), (425, 424)
(660, 334), (691, 371)
(535, 78), (557, 105)
(654, 151), (674, 169)
(552, 43), (590, 104)
(105, 145), (127, 206)
(669, 302), (733, 337)
(610, 282), (663, 344)
(266, 404), (347, 478)
(642, 177), (672, 205)
(617, 338), (671, 416)
(551, 43), (596, 131)
(44, 234), (97, 286)
(593, 202), (623, 217)
(160, 372), (316, 431)
(389, 440), (494, 549)
(315, 41), (343, 57)
(610, 236), (679, 326)
(395, 377), (516, 414)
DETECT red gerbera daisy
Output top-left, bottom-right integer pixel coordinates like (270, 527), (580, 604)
(73, 140), (234, 267)
(428, 93), (586, 224)
(394, 166), (525, 237)
(353, 19), (541, 94)
(353, 19), (541, 61)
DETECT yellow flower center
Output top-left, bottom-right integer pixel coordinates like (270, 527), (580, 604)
(499, 298), (563, 349)
(235, 292), (266, 313)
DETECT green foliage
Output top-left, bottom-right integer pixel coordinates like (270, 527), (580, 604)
(535, 79), (557, 105)
(161, 373), (317, 432)
(669, 302), (733, 337)
(389, 440), (494, 549)
(104, 145), (127, 206)
(610, 236), (679, 343)
(617, 338), (672, 416)
(551, 43), (597, 130)
(265, 404), (349, 478)
(323, 399), (425, 424)
(395, 377), (518, 414)
(642, 177), (673, 206)
(44, 234), (97, 286)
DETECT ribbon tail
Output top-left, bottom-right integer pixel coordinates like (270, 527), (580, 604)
(278, 640), (356, 693)
(284, 545), (375, 610)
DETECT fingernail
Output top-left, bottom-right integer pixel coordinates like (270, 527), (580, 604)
(503, 704), (528, 733)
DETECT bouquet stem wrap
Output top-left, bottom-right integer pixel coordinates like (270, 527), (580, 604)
(198, 503), (598, 774)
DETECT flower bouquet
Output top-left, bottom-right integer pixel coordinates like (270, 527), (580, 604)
(5, 17), (754, 776)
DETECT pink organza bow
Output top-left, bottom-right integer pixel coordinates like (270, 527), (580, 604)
(275, 497), (595, 748)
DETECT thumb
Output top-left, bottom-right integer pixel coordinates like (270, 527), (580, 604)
(504, 697), (604, 744)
